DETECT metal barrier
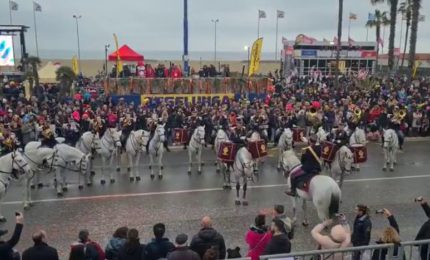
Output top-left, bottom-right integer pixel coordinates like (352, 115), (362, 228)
(102, 77), (270, 95)
(258, 239), (430, 260)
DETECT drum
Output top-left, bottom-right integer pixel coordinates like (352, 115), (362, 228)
(321, 141), (336, 162)
(350, 144), (367, 163)
(217, 142), (238, 163)
(173, 128), (188, 144)
(292, 128), (305, 142)
(247, 140), (268, 159)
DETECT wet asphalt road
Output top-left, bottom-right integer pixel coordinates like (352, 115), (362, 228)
(1, 140), (429, 259)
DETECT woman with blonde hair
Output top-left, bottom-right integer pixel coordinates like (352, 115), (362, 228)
(371, 209), (405, 260)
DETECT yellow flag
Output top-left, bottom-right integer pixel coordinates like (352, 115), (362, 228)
(113, 33), (123, 77)
(71, 55), (79, 75)
(248, 37), (263, 76)
(412, 60), (421, 78)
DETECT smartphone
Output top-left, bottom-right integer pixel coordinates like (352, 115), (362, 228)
(375, 209), (384, 214)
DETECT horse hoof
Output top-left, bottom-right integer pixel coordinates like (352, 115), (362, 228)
(101, 180), (106, 185)
(149, 166), (152, 170)
(62, 187), (68, 192)
(136, 176), (141, 182)
(382, 167), (387, 171)
(389, 168), (394, 172)
(242, 201), (249, 206)
(158, 175), (163, 180)
(277, 167), (281, 172)
(214, 162), (217, 166)
(187, 170), (191, 175)
(116, 168), (120, 172)
(57, 192), (63, 197)
(127, 168), (131, 172)
(216, 169), (220, 173)
(86, 182), (93, 187)
(78, 185), (84, 190)
(37, 183), (43, 188)
(302, 221), (309, 227)
(202, 162), (205, 166)
(110, 179), (115, 184)
(197, 170), (202, 175)
(150, 175), (155, 180)
(90, 171), (96, 176)
(30, 184), (35, 189)
(235, 200), (241, 206)
(161, 166), (164, 170)
(0, 217), (6, 223)
(129, 177), (135, 182)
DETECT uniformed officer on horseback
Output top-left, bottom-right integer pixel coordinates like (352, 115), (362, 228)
(230, 116), (247, 147)
(40, 125), (57, 148)
(286, 135), (322, 197)
(92, 116), (106, 137)
(120, 113), (135, 150)
(0, 133), (19, 156)
(146, 118), (170, 154)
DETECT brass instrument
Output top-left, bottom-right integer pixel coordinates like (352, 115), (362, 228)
(307, 107), (321, 126)
(394, 109), (407, 121)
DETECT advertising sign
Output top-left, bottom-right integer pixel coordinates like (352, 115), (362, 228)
(141, 93), (234, 106)
(0, 36), (15, 66)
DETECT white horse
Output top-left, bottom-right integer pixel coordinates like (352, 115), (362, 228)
(214, 128), (233, 188)
(349, 127), (367, 170)
(75, 131), (102, 185)
(148, 124), (166, 179)
(233, 146), (255, 206)
(248, 130), (262, 174)
(118, 129), (150, 181)
(97, 128), (122, 184)
(188, 126), (206, 175)
(23, 142), (58, 208)
(328, 145), (354, 189)
(383, 129), (399, 172)
(316, 126), (329, 144)
(52, 143), (91, 196)
(0, 151), (32, 221)
(277, 128), (294, 171)
(281, 150), (341, 225)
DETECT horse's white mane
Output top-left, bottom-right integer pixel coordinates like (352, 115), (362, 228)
(282, 150), (301, 167)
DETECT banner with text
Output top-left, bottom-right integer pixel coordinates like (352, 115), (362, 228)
(141, 93), (234, 107)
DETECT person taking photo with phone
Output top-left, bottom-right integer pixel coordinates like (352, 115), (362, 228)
(0, 212), (24, 260)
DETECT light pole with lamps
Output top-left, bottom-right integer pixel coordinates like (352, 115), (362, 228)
(244, 45), (250, 74)
(211, 19), (219, 65)
(104, 44), (110, 77)
(72, 15), (82, 74)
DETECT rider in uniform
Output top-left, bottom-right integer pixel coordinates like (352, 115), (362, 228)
(120, 113), (135, 150)
(146, 119), (170, 154)
(40, 125), (57, 148)
(230, 116), (247, 147)
(286, 136), (322, 197)
(92, 116), (106, 137)
(1, 133), (19, 155)
(185, 110), (201, 149)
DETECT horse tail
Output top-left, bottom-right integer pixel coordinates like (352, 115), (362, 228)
(328, 191), (340, 218)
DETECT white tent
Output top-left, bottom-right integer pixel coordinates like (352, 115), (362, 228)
(38, 62), (60, 83)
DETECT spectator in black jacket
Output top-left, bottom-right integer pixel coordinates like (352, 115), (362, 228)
(144, 223), (174, 260)
(415, 197), (430, 260)
(372, 209), (405, 260)
(190, 216), (226, 259)
(351, 204), (372, 260)
(263, 217), (291, 256)
(22, 230), (59, 260)
(118, 229), (145, 260)
(0, 212), (23, 260)
(167, 233), (200, 260)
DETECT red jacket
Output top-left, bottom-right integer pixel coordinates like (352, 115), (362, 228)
(245, 229), (272, 260)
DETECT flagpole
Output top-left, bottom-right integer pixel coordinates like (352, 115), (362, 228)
(9, 0), (13, 24)
(382, 25), (385, 54)
(257, 16), (260, 38)
(33, 5), (40, 57)
(275, 15), (279, 60)
(348, 17), (351, 39)
(366, 27), (369, 41)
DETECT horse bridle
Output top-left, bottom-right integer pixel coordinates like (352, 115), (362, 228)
(54, 153), (87, 173)
(130, 131), (148, 152)
(384, 132), (395, 150)
(0, 152), (29, 179)
(102, 129), (120, 151)
(193, 130), (205, 145)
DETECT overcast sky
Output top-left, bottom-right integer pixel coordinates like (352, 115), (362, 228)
(1, 0), (429, 59)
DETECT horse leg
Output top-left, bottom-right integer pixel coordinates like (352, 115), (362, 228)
(36, 171), (43, 188)
(109, 154), (116, 183)
(242, 181), (248, 206)
(158, 150), (163, 179)
(127, 153), (134, 182)
(86, 158), (94, 186)
(292, 196), (297, 224)
(382, 149), (388, 171)
(277, 151), (282, 171)
(55, 169), (63, 196)
(302, 199), (309, 226)
(24, 173), (34, 209)
(197, 148), (202, 175)
(235, 182), (241, 205)
(100, 156), (107, 185)
(339, 170), (345, 190)
(135, 151), (141, 181)
(115, 149), (121, 173)
(187, 149), (192, 175)
(149, 155), (155, 180)
(390, 150), (395, 172)
(0, 188), (6, 222)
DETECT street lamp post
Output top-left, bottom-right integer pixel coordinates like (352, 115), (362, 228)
(211, 19), (219, 66)
(104, 44), (110, 77)
(244, 45), (250, 73)
(73, 15), (82, 75)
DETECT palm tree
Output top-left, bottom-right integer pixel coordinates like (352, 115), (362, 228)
(56, 66), (76, 97)
(366, 10), (390, 69)
(399, 0), (412, 68)
(335, 0), (343, 89)
(371, 0), (399, 71)
(25, 56), (41, 93)
(408, 0), (421, 77)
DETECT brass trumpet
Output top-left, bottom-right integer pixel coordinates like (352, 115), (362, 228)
(394, 109), (407, 120)
(350, 107), (362, 124)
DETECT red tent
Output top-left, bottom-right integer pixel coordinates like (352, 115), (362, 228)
(108, 44), (144, 62)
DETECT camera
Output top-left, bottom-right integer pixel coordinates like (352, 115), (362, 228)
(375, 209), (384, 214)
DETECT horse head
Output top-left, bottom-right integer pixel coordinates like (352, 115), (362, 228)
(108, 128), (122, 147)
(383, 129), (395, 149)
(138, 130), (151, 150)
(10, 151), (31, 179)
(283, 128), (293, 149)
(281, 150), (301, 177)
(155, 124), (166, 143)
(90, 132), (102, 151)
(316, 127), (328, 143)
(194, 126), (206, 145)
(339, 146), (353, 173)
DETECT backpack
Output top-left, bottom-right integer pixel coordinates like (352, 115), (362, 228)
(82, 243), (99, 260)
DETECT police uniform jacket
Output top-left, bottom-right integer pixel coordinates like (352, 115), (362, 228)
(300, 144), (322, 174)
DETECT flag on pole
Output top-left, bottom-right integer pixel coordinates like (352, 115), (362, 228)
(349, 12), (357, 20)
(33, 1), (42, 12)
(277, 10), (285, 19)
(10, 1), (18, 11)
(113, 33), (123, 77)
(248, 37), (264, 76)
(377, 37), (384, 48)
(368, 13), (376, 22)
(72, 56), (79, 75)
(258, 10), (266, 19)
